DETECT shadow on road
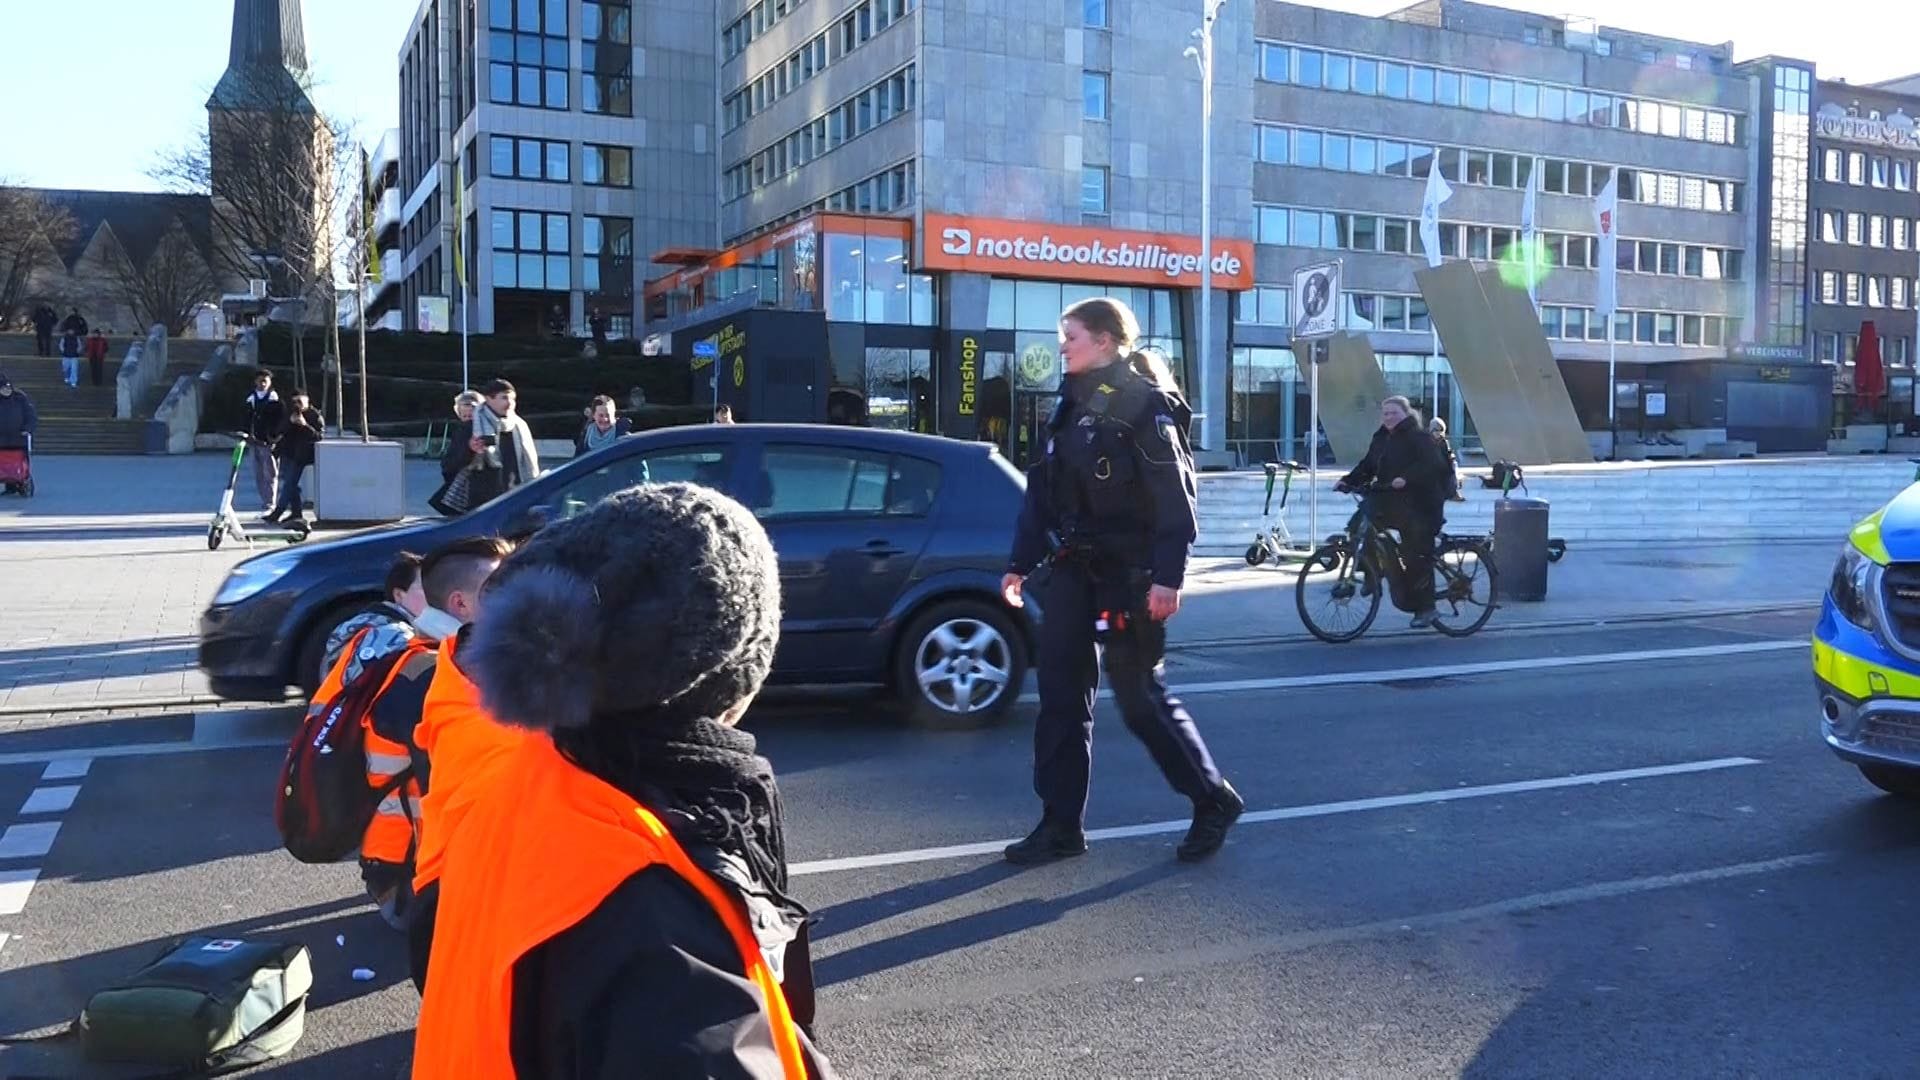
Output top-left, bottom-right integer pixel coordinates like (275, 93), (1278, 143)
(0, 523), (214, 543)
(814, 861), (1183, 987)
(814, 861), (1024, 942)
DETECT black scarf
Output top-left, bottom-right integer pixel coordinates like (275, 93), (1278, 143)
(553, 714), (791, 894)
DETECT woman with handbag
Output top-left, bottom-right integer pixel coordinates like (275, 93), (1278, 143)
(430, 391), (487, 517)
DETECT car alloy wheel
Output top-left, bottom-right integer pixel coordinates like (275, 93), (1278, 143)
(913, 616), (1014, 717)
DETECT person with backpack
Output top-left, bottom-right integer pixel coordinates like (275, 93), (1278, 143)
(412, 485), (834, 1079)
(1430, 418), (1465, 508)
(278, 538), (510, 930)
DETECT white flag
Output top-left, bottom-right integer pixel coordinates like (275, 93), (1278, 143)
(1420, 157), (1453, 270)
(1521, 156), (1540, 308)
(1593, 167), (1620, 325)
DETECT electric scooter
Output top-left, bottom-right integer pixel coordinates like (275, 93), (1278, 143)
(1246, 460), (1316, 566)
(209, 436), (309, 551)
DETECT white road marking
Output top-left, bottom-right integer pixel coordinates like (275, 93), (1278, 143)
(0, 869), (40, 916)
(790, 755), (1764, 877)
(0, 822), (62, 860)
(18, 786), (79, 816)
(1018, 639), (1806, 704)
(0, 737), (284, 770)
(41, 758), (91, 781)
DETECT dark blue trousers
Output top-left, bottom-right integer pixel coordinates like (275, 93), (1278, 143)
(1031, 562), (1224, 830)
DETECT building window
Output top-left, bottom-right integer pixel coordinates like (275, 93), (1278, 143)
(1819, 332), (1839, 363)
(1082, 166), (1109, 214)
(1846, 272), (1863, 305)
(489, 135), (568, 182)
(728, 65), (916, 199)
(582, 144), (633, 187)
(1898, 218), (1913, 250)
(1870, 275), (1889, 308)
(1823, 149), (1843, 182)
(1820, 210), (1840, 243)
(488, 0), (568, 110)
(1872, 156), (1891, 188)
(583, 26), (633, 115)
(1849, 152), (1866, 185)
(1236, 285), (1291, 326)
(492, 208), (570, 291)
(1820, 270), (1839, 304)
(583, 215), (633, 300)
(1895, 277), (1911, 310)
(1871, 215), (1888, 248)
(1084, 0), (1107, 27)
(1898, 160), (1915, 192)
(1848, 213), (1864, 245)
(1083, 72), (1110, 120)
(582, 1), (630, 45)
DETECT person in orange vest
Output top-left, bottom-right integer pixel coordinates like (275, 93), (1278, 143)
(413, 484), (834, 1079)
(313, 538), (510, 930)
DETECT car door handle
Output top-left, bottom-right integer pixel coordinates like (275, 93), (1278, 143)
(863, 540), (904, 558)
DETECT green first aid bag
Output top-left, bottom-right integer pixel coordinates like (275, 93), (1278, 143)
(76, 936), (313, 1075)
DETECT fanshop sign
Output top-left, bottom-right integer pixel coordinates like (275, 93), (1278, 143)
(921, 214), (1255, 290)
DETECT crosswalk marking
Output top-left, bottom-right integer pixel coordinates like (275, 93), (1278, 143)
(0, 869), (40, 916)
(41, 759), (91, 781)
(19, 786), (80, 816)
(0, 822), (62, 860)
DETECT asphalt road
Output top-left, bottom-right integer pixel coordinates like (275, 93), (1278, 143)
(6, 610), (1919, 1078)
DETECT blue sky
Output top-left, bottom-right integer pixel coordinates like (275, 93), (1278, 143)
(1, 0), (1913, 194)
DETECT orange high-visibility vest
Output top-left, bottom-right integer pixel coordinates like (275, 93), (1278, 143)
(410, 634), (529, 894)
(411, 735), (809, 1080)
(309, 625), (432, 867)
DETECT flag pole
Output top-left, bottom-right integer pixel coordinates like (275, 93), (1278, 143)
(1607, 319), (1618, 462)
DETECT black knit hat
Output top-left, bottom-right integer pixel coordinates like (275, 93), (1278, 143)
(465, 483), (782, 732)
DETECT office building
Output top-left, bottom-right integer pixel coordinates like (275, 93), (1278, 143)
(345, 129), (405, 332)
(395, 0), (717, 339)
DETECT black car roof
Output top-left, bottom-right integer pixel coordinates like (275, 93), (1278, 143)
(632, 423), (1000, 461)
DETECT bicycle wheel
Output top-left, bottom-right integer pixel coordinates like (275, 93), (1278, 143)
(1431, 538), (1498, 637)
(1295, 543), (1381, 644)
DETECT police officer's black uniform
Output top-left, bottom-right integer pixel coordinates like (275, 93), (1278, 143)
(1005, 359), (1243, 864)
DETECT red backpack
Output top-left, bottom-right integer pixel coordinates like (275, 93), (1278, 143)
(275, 640), (420, 864)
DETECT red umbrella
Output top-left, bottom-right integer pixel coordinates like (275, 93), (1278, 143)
(1856, 320), (1885, 407)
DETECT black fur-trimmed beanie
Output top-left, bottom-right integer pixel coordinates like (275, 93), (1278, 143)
(465, 483), (782, 732)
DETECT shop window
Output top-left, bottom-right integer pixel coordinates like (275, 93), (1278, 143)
(1016, 281), (1063, 332)
(826, 231), (865, 321)
(864, 232), (911, 324)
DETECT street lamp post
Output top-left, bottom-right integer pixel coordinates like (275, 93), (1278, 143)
(1186, 0), (1227, 458)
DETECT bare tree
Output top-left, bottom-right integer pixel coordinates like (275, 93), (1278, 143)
(101, 221), (225, 337)
(0, 186), (76, 327)
(152, 70), (355, 389)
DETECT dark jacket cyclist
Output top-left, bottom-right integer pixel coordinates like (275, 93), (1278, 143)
(1336, 396), (1445, 627)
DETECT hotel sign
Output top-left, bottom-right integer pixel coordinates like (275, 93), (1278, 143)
(1815, 105), (1920, 151)
(921, 213), (1255, 290)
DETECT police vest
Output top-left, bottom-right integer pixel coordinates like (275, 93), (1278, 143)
(410, 735), (809, 1080)
(1048, 374), (1163, 532)
(409, 634), (529, 895)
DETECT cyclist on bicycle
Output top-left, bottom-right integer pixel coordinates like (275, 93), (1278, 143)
(1334, 396), (1446, 628)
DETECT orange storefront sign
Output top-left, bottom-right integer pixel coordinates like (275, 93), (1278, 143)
(919, 213), (1254, 290)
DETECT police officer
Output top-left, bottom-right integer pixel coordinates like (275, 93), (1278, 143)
(1000, 297), (1244, 865)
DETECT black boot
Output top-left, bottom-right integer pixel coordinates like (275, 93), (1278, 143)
(1177, 781), (1245, 862)
(1003, 819), (1088, 866)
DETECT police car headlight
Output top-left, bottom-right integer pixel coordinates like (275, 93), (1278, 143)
(213, 553), (298, 606)
(1830, 546), (1882, 632)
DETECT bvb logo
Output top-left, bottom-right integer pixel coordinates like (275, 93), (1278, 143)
(733, 356), (746, 387)
(1019, 344), (1057, 387)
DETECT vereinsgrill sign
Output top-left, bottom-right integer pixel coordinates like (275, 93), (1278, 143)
(920, 213), (1254, 289)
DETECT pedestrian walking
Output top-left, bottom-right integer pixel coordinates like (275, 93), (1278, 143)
(466, 379), (539, 504)
(60, 308), (88, 338)
(588, 307), (610, 349)
(266, 391), (323, 527)
(1430, 418), (1465, 505)
(1000, 296), (1243, 865)
(30, 305), (57, 357)
(1335, 396), (1446, 627)
(411, 484), (833, 1078)
(574, 395), (631, 458)
(57, 330), (83, 388)
(244, 372), (285, 513)
(85, 328), (110, 388)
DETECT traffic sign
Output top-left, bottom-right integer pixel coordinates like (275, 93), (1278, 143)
(1292, 261), (1342, 341)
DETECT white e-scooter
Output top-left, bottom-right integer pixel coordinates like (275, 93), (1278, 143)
(209, 436), (309, 551)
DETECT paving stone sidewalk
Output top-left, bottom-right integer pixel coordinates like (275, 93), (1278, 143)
(0, 454), (1832, 716)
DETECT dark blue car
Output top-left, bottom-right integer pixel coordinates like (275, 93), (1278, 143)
(200, 425), (1034, 728)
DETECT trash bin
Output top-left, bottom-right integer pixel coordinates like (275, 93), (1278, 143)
(1493, 497), (1550, 601)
